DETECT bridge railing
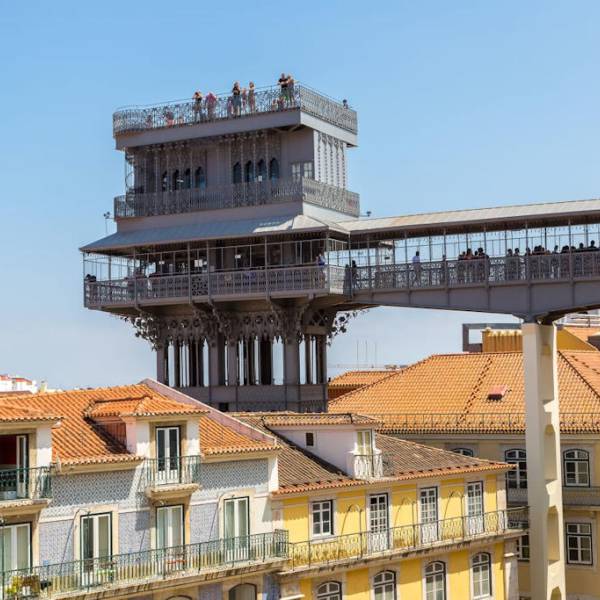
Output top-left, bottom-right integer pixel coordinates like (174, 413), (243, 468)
(353, 251), (600, 292)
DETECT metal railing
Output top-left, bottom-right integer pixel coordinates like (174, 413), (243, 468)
(0, 530), (288, 599)
(113, 84), (358, 136)
(0, 467), (52, 501)
(114, 178), (360, 218)
(353, 251), (600, 292)
(374, 412), (600, 434)
(142, 456), (201, 488)
(84, 265), (346, 308)
(508, 486), (600, 506)
(287, 508), (527, 570)
(353, 453), (386, 479)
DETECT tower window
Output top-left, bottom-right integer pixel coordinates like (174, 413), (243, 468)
(269, 158), (279, 181)
(305, 432), (315, 447)
(256, 159), (266, 182)
(172, 170), (181, 191)
(183, 168), (191, 189)
(195, 166), (206, 190)
(244, 161), (255, 183)
(232, 162), (242, 184)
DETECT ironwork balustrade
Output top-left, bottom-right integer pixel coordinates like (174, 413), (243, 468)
(112, 84), (358, 136)
(114, 178), (360, 218)
(0, 530), (288, 599)
(287, 508), (527, 570)
(142, 456), (201, 488)
(0, 466), (52, 502)
(84, 265), (346, 308)
(353, 453), (387, 479)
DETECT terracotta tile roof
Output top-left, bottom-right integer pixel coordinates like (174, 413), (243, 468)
(0, 400), (59, 422)
(329, 351), (600, 434)
(200, 416), (278, 456)
(562, 326), (600, 348)
(0, 391), (34, 397)
(235, 414), (508, 495)
(328, 370), (398, 400)
(85, 395), (206, 418)
(261, 412), (381, 427)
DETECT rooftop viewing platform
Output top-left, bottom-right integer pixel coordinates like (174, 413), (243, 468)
(112, 81), (358, 144)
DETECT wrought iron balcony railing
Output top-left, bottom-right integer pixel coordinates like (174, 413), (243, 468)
(0, 466), (52, 502)
(142, 456), (201, 489)
(508, 486), (600, 506)
(114, 178), (360, 219)
(84, 265), (347, 308)
(0, 530), (288, 599)
(113, 84), (358, 136)
(287, 508), (527, 570)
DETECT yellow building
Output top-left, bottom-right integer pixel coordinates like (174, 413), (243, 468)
(329, 330), (600, 600)
(236, 413), (525, 600)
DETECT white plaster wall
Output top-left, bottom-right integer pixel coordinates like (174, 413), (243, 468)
(36, 424), (53, 467)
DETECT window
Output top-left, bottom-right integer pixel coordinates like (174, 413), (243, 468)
(229, 583), (256, 600)
(81, 513), (111, 571)
(312, 500), (333, 537)
(357, 430), (373, 455)
(466, 481), (484, 535)
(563, 449), (590, 487)
(373, 571), (395, 600)
(471, 553), (492, 599)
(316, 582), (341, 600)
(566, 523), (593, 565)
(291, 161), (314, 181)
(419, 487), (439, 543)
(156, 426), (180, 484)
(517, 534), (530, 561)
(157, 505), (184, 549)
(224, 497), (250, 560)
(505, 449), (527, 489)
(218, 402), (229, 412)
(244, 161), (254, 183)
(161, 171), (168, 191)
(424, 561), (446, 600)
(0, 523), (30, 572)
(256, 159), (266, 182)
(369, 494), (389, 552)
(269, 158), (279, 181)
(305, 432), (315, 447)
(195, 166), (206, 190)
(452, 447), (474, 457)
(232, 162), (242, 184)
(183, 168), (191, 189)
(172, 170), (181, 190)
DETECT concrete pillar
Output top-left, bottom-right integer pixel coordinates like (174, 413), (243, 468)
(156, 345), (168, 386)
(260, 339), (273, 385)
(316, 335), (328, 384)
(209, 334), (225, 386)
(503, 540), (520, 600)
(522, 322), (566, 600)
(283, 338), (300, 385)
(227, 340), (239, 386)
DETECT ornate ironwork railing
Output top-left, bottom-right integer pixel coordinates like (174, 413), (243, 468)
(114, 178), (360, 218)
(84, 265), (347, 308)
(287, 508), (527, 570)
(508, 486), (600, 506)
(142, 456), (201, 489)
(112, 84), (358, 136)
(352, 251), (600, 292)
(374, 412), (600, 434)
(0, 466), (52, 502)
(0, 530), (288, 598)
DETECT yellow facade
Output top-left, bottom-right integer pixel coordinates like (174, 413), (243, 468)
(278, 473), (516, 600)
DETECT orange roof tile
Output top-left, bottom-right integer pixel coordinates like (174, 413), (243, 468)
(0, 400), (59, 422)
(329, 370), (398, 388)
(85, 394), (206, 418)
(200, 416), (278, 456)
(261, 413), (381, 427)
(329, 351), (600, 434)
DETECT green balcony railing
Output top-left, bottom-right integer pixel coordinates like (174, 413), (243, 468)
(0, 467), (52, 502)
(0, 530), (288, 599)
(288, 508), (528, 570)
(142, 456), (201, 489)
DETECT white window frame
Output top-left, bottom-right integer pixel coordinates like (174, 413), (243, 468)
(452, 447), (474, 457)
(156, 504), (184, 549)
(424, 560), (446, 600)
(566, 522), (593, 565)
(373, 570), (396, 600)
(563, 449), (590, 487)
(311, 499), (334, 538)
(316, 581), (341, 600)
(505, 448), (527, 489)
(357, 430), (374, 455)
(0, 522), (31, 572)
(471, 552), (492, 599)
(516, 534), (530, 561)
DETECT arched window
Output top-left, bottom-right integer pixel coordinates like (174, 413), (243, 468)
(228, 584), (256, 600)
(316, 582), (341, 600)
(194, 166), (206, 190)
(563, 449), (590, 487)
(269, 158), (279, 181)
(161, 171), (168, 192)
(232, 162), (242, 184)
(183, 168), (191, 189)
(256, 159), (266, 181)
(471, 553), (491, 599)
(452, 448), (474, 457)
(172, 170), (181, 191)
(244, 161), (255, 183)
(374, 571), (396, 600)
(424, 561), (446, 600)
(504, 449), (527, 489)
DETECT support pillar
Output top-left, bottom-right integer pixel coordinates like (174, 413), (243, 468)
(209, 334), (225, 386)
(316, 335), (328, 384)
(197, 340), (205, 386)
(156, 345), (169, 386)
(260, 339), (272, 385)
(522, 322), (566, 600)
(248, 338), (257, 385)
(227, 341), (239, 386)
(188, 341), (197, 387)
(173, 340), (181, 388)
(283, 337), (300, 385)
(305, 335), (313, 384)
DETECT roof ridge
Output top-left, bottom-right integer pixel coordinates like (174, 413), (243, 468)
(462, 354), (493, 421)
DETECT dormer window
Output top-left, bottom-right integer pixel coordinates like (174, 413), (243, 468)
(305, 432), (315, 447)
(357, 430), (373, 455)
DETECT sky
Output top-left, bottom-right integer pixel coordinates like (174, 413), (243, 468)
(0, 1), (599, 388)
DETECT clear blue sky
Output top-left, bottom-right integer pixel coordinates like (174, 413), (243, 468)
(1, 1), (598, 388)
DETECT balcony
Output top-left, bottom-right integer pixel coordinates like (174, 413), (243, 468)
(113, 84), (357, 137)
(84, 265), (347, 309)
(508, 486), (600, 507)
(142, 456), (201, 500)
(0, 531), (288, 599)
(0, 467), (52, 508)
(353, 453), (387, 479)
(114, 178), (360, 219)
(286, 508), (527, 572)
